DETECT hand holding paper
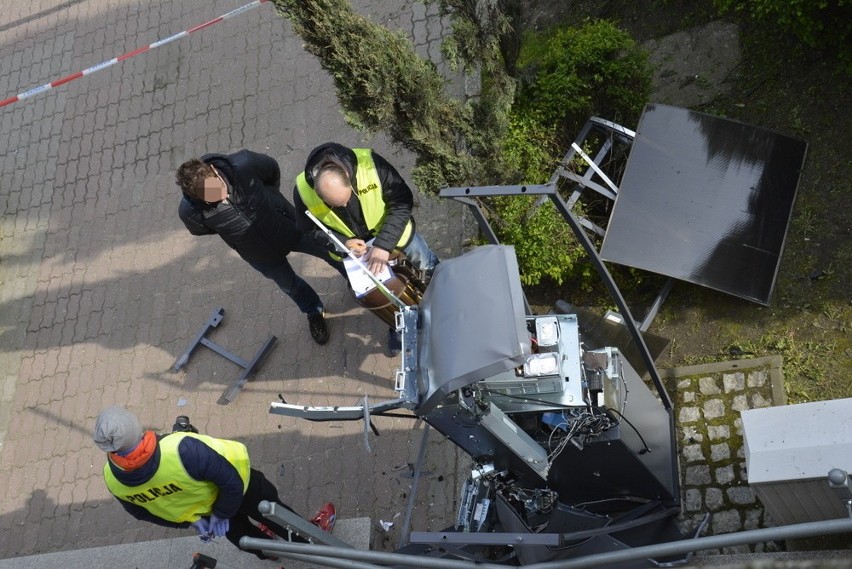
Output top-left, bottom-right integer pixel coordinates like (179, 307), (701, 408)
(345, 251), (393, 298)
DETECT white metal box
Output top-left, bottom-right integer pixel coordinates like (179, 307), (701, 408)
(742, 397), (852, 525)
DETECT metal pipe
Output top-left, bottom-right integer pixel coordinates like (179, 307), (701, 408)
(273, 551), (386, 569)
(525, 517), (852, 569)
(305, 209), (405, 309)
(241, 516), (852, 568)
(397, 423), (431, 549)
(546, 192), (671, 410)
(237, 538), (508, 569)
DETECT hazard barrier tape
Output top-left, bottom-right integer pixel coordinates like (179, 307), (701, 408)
(0, 0), (269, 108)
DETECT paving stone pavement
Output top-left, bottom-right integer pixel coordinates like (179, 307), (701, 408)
(0, 0), (475, 560)
(664, 355), (790, 555)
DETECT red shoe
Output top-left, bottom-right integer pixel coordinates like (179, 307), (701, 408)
(308, 502), (336, 533)
(257, 522), (277, 539)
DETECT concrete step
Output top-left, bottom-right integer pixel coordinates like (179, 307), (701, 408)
(0, 517), (371, 569)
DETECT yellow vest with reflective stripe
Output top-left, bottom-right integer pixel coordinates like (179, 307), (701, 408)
(103, 433), (250, 523)
(296, 148), (413, 259)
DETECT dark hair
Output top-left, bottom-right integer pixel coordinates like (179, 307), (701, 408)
(176, 159), (215, 199)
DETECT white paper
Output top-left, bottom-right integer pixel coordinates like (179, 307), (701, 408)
(344, 243), (394, 297)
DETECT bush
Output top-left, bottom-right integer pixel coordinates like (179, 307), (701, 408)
(486, 20), (651, 286)
(490, 196), (577, 286)
(500, 114), (560, 183)
(515, 20), (651, 144)
(714, 0), (852, 71)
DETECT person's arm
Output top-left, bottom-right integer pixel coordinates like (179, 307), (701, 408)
(369, 151), (414, 253)
(178, 199), (215, 235)
(178, 437), (244, 519)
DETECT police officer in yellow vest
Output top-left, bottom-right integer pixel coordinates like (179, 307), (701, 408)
(294, 143), (439, 355)
(93, 406), (336, 559)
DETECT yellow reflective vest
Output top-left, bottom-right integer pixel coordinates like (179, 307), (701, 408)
(103, 433), (250, 523)
(296, 148), (413, 259)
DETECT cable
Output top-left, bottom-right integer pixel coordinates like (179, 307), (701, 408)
(606, 408), (651, 454)
(479, 389), (584, 410)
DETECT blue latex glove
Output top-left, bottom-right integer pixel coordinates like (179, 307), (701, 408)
(209, 514), (230, 537)
(190, 518), (210, 538)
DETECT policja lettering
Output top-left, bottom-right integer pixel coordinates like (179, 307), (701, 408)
(354, 182), (378, 196)
(125, 482), (184, 503)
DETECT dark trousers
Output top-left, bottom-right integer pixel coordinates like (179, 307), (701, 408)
(246, 234), (345, 314)
(225, 468), (307, 557)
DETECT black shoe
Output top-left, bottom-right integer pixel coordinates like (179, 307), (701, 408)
(307, 311), (329, 345)
(385, 327), (402, 357)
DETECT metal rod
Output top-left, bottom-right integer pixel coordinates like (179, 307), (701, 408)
(200, 337), (249, 368)
(305, 209), (405, 310)
(639, 278), (674, 332)
(410, 531), (562, 546)
(441, 183), (556, 197)
(217, 335), (277, 405)
(242, 517), (852, 569)
(172, 307), (224, 371)
(545, 192), (671, 410)
(452, 196), (500, 245)
(254, 500), (353, 548)
(264, 550), (381, 569)
(570, 142), (618, 198)
(546, 189), (681, 502)
(237, 538), (508, 569)
(398, 422), (431, 549)
(412, 505), (677, 546)
(525, 517), (852, 569)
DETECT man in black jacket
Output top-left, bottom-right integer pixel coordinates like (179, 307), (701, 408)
(177, 150), (342, 344)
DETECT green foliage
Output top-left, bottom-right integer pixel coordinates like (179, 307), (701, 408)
(500, 115), (560, 183)
(484, 19), (652, 286)
(714, 0), (852, 70)
(435, 0), (514, 75)
(515, 20), (652, 141)
(489, 197), (576, 285)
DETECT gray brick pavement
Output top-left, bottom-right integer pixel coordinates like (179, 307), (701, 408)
(0, 0), (472, 559)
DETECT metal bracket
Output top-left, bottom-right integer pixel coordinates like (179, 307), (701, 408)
(171, 307), (277, 405)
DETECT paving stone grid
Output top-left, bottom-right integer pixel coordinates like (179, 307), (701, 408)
(666, 355), (788, 555)
(0, 0), (474, 559)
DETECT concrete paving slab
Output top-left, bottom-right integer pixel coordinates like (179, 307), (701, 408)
(0, 517), (371, 569)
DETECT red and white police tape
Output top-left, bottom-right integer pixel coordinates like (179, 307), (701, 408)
(0, 0), (269, 109)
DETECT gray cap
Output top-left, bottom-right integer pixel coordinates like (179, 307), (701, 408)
(93, 406), (143, 453)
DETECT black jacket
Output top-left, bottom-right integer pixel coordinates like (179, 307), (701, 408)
(179, 150), (303, 262)
(294, 143), (415, 253)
